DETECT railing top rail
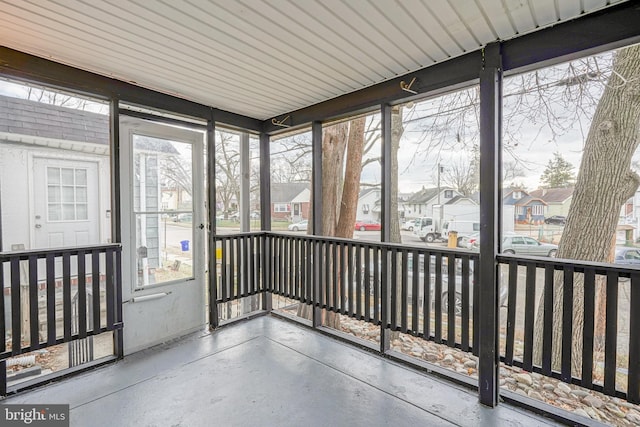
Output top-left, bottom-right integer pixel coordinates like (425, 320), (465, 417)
(498, 252), (640, 277)
(215, 231), (478, 258)
(0, 243), (122, 260)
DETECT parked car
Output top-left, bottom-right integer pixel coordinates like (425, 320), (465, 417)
(288, 220), (308, 231)
(544, 215), (567, 225)
(463, 233), (557, 257)
(401, 219), (417, 231)
(614, 247), (640, 266)
(354, 220), (381, 231)
(174, 213), (192, 223)
(459, 232), (480, 249)
(502, 235), (557, 257)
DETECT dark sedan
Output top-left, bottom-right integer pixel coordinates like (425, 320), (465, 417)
(544, 215), (566, 225)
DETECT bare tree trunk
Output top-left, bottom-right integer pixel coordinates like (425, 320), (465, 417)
(390, 106), (404, 244)
(336, 117), (366, 238)
(321, 123), (349, 236)
(299, 122), (350, 324)
(533, 45), (640, 374)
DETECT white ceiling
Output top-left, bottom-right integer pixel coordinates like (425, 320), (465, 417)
(0, 0), (627, 121)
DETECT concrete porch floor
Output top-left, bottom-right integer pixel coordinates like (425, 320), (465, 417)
(2, 316), (563, 427)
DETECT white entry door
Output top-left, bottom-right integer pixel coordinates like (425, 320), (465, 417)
(32, 157), (100, 249)
(120, 117), (205, 355)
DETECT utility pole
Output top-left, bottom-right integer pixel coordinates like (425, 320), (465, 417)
(437, 163), (444, 227)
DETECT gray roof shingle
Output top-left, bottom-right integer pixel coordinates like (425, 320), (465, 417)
(0, 94), (109, 144)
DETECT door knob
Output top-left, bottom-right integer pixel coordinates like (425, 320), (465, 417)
(35, 224), (42, 229)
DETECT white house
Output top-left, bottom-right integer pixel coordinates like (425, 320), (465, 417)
(356, 188), (380, 222)
(0, 94), (112, 252)
(404, 187), (460, 220)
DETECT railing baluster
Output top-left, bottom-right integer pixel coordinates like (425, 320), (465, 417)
(628, 272), (640, 403)
(604, 270), (618, 395)
(461, 256), (470, 352)
(46, 253), (56, 346)
(400, 250), (408, 333)
(78, 250), (87, 339)
(582, 268), (595, 389)
(423, 252), (431, 340)
(0, 261), (4, 355)
(356, 245), (362, 319)
(293, 238), (298, 299)
(92, 249), (101, 334)
(347, 244), (354, 316)
(302, 238), (308, 302)
(434, 253), (443, 343)
(302, 239), (308, 303)
(284, 237), (290, 298)
(236, 237), (242, 299)
(504, 261), (518, 364)
(364, 246), (371, 321)
(381, 247), (388, 330)
(411, 250), (419, 335)
(244, 236), (250, 297)
(10, 257), (20, 355)
(542, 265), (554, 375)
(106, 248), (115, 330)
(373, 246), (380, 323)
(523, 262), (536, 372)
(63, 253), (72, 342)
(356, 245), (364, 320)
(324, 242), (330, 309)
(273, 236), (284, 295)
(309, 239), (315, 305)
(333, 243), (338, 312)
(447, 253), (455, 346)
(221, 239), (228, 302)
(28, 255), (39, 350)
(472, 259), (480, 356)
(316, 241), (322, 308)
(561, 266), (574, 383)
(337, 243), (343, 313)
(390, 249), (398, 330)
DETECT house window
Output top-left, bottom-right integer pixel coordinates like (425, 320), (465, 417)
(513, 191), (522, 199)
(532, 205), (544, 215)
(362, 204), (370, 213)
(274, 203), (290, 213)
(47, 167), (88, 221)
(444, 190), (453, 198)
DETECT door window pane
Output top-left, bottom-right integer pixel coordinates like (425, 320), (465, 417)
(45, 166), (91, 222)
(133, 134), (196, 288)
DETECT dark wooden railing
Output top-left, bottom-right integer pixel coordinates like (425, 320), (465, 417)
(214, 232), (478, 350)
(0, 244), (123, 362)
(213, 232), (640, 405)
(497, 254), (640, 403)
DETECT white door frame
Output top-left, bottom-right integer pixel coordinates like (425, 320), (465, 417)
(119, 117), (205, 355)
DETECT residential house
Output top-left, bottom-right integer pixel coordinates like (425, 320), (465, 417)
(270, 182), (310, 222)
(0, 94), (112, 252)
(503, 188), (547, 225)
(404, 187), (459, 219)
(529, 187), (573, 217)
(356, 188), (380, 222)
